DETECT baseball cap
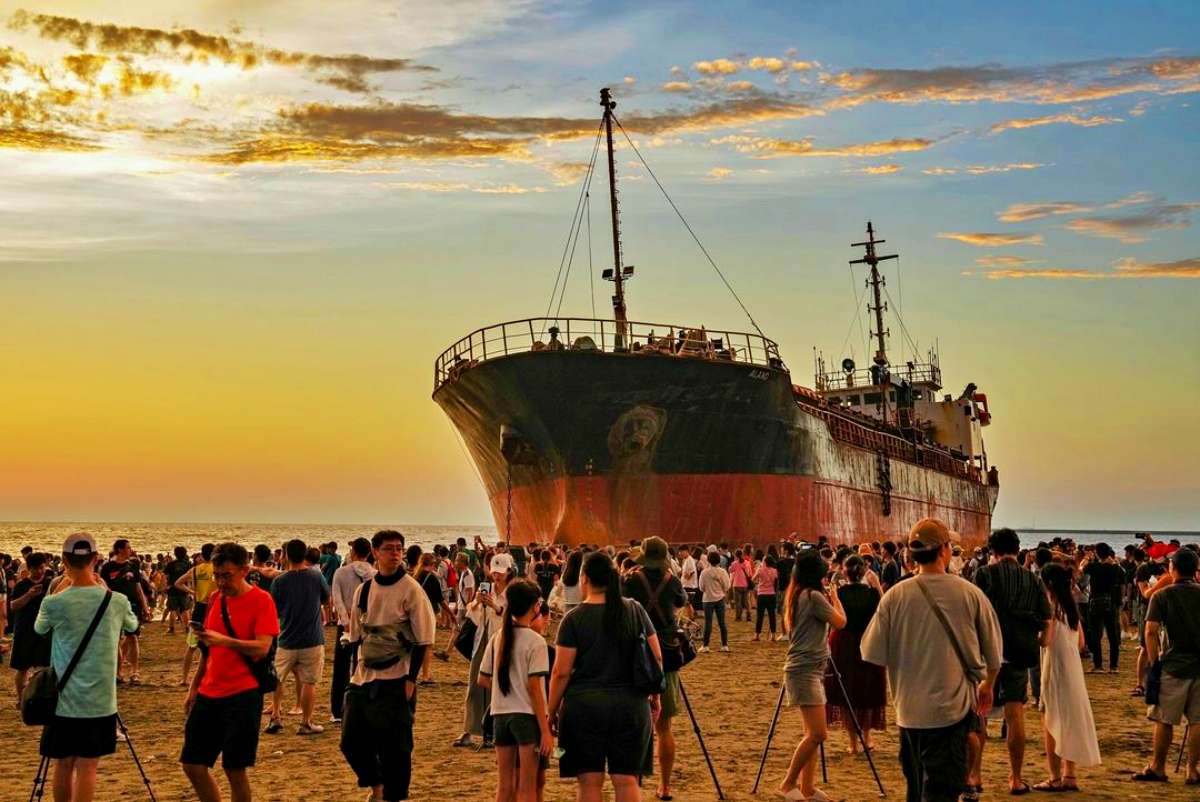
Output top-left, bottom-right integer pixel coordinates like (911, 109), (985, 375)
(908, 518), (960, 553)
(63, 532), (98, 556)
(489, 553), (514, 574)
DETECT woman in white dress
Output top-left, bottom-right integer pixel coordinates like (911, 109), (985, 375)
(1035, 563), (1102, 791)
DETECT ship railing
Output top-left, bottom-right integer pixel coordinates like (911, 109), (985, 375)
(814, 362), (942, 393)
(434, 317), (785, 389)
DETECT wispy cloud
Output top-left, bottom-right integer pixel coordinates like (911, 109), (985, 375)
(855, 163), (902, 175)
(938, 232), (1045, 246)
(1064, 203), (1199, 243)
(711, 134), (934, 158)
(922, 163), (1047, 176)
(975, 255), (1038, 267)
(705, 166), (733, 180)
(978, 256), (1200, 279)
(998, 201), (1092, 222)
(693, 58), (740, 76)
(662, 81), (691, 93)
(988, 112), (1122, 134)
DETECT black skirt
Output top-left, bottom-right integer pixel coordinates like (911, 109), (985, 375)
(559, 688), (653, 779)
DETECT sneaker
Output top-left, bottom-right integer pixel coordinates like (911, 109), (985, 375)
(264, 719), (283, 734)
(329, 716), (343, 725)
(297, 723), (325, 735)
(476, 739), (495, 751)
(451, 734), (474, 748)
(774, 634), (786, 642)
(697, 646), (710, 653)
(720, 645), (731, 653)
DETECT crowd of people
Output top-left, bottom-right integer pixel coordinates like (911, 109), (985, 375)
(1, 526), (1197, 802)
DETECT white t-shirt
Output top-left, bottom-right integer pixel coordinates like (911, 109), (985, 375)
(681, 556), (699, 589)
(479, 626), (550, 715)
(699, 565), (732, 603)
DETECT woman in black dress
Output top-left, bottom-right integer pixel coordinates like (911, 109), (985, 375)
(548, 551), (663, 802)
(824, 555), (887, 753)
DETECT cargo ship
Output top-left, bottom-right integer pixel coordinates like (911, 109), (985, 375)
(433, 89), (998, 548)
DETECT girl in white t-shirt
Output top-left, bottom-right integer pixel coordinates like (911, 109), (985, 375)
(478, 580), (551, 802)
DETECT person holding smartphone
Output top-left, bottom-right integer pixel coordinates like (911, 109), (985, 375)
(9, 552), (52, 699)
(453, 553), (513, 749)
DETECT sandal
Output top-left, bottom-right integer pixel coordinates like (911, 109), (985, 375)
(1062, 776), (1079, 791)
(1184, 776), (1200, 786)
(962, 790), (980, 802)
(1032, 779), (1065, 792)
(1011, 781), (1033, 795)
(1132, 768), (1168, 782)
(1130, 685), (1145, 697)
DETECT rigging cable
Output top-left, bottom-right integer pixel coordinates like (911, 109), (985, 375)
(555, 167), (595, 319)
(586, 192), (597, 329)
(895, 254), (905, 365)
(542, 120), (604, 334)
(837, 277), (872, 364)
(882, 284), (921, 361)
(612, 116), (767, 341)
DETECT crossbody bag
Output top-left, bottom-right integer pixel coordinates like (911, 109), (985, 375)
(219, 593), (279, 694)
(21, 590), (112, 726)
(914, 578), (983, 710)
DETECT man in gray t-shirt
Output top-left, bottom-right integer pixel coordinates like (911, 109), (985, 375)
(862, 518), (1002, 802)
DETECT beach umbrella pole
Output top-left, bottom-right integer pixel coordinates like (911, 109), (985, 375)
(676, 675), (725, 799)
(751, 684), (787, 794)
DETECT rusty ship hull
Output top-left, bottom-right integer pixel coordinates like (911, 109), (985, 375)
(434, 347), (997, 548)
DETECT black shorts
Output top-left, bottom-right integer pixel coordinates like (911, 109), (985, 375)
(559, 689), (651, 778)
(687, 589), (702, 609)
(995, 664), (1029, 706)
(493, 713), (540, 747)
(190, 601), (208, 626)
(181, 690), (264, 770)
(9, 630), (51, 671)
(41, 714), (117, 759)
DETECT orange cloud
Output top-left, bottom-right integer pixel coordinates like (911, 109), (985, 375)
(975, 255), (1038, 267)
(712, 134), (934, 158)
(856, 163), (902, 175)
(62, 53), (107, 84)
(998, 202), (1091, 222)
(693, 58), (740, 75)
(747, 57), (786, 73)
(10, 10), (436, 93)
(0, 126), (99, 151)
(662, 81), (692, 93)
(938, 232), (1044, 246)
(989, 112), (1121, 134)
(705, 166), (733, 180)
(964, 162), (1046, 174)
(1064, 203), (1199, 243)
(979, 256), (1200, 280)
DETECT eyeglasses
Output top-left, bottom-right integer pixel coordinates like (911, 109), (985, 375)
(376, 545), (404, 554)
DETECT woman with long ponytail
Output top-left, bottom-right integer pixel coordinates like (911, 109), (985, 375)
(478, 580), (551, 802)
(778, 548), (846, 802)
(547, 551), (662, 802)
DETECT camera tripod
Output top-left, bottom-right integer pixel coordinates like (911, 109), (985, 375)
(751, 658), (887, 798)
(29, 714), (157, 802)
(675, 674), (726, 799)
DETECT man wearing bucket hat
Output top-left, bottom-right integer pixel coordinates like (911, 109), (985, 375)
(624, 537), (688, 800)
(862, 518), (1002, 802)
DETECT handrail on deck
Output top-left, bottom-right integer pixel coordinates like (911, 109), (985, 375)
(434, 317), (785, 389)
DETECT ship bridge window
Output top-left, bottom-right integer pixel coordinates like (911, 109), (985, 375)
(913, 389), (923, 401)
(864, 392), (882, 405)
(845, 394), (860, 406)
(828, 396), (840, 405)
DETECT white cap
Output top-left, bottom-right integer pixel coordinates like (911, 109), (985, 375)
(63, 532), (98, 556)
(489, 553), (514, 575)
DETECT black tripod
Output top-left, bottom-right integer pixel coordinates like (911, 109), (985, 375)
(1178, 723), (1191, 774)
(116, 713), (158, 802)
(28, 754), (50, 802)
(751, 661), (887, 798)
(675, 675), (725, 799)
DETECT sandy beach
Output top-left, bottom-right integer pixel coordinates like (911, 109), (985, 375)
(1, 615), (1192, 802)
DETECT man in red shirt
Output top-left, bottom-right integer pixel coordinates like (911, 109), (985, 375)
(181, 542), (280, 802)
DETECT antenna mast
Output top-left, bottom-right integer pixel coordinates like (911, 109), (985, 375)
(850, 221), (898, 419)
(600, 87), (631, 348)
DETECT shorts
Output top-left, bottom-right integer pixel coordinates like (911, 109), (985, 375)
(275, 644), (325, 684)
(995, 664), (1029, 706)
(9, 630), (51, 671)
(559, 689), (651, 778)
(180, 690), (264, 770)
(1148, 674), (1200, 726)
(660, 671), (681, 719)
(785, 668), (826, 707)
(41, 714), (117, 759)
(167, 593), (193, 613)
(686, 588), (702, 609)
(493, 713), (540, 746)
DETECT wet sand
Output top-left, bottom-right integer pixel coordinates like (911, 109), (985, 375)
(0, 616), (1193, 801)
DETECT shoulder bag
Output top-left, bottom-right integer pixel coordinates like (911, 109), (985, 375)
(636, 571), (694, 673)
(22, 591), (112, 726)
(219, 593), (279, 694)
(914, 577), (982, 687)
(626, 598), (666, 695)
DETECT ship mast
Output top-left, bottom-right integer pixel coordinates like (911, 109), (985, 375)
(600, 87), (630, 348)
(850, 221), (897, 421)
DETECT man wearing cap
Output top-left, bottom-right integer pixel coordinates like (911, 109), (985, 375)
(330, 537), (377, 723)
(35, 533), (140, 802)
(862, 518), (1002, 802)
(623, 537), (688, 801)
(972, 528), (1052, 795)
(1136, 546), (1200, 783)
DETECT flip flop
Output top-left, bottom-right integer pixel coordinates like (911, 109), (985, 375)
(656, 793), (673, 801)
(1132, 769), (1168, 782)
(1032, 779), (1065, 792)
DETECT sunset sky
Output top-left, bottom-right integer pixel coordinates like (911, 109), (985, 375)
(2, 1), (1197, 530)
